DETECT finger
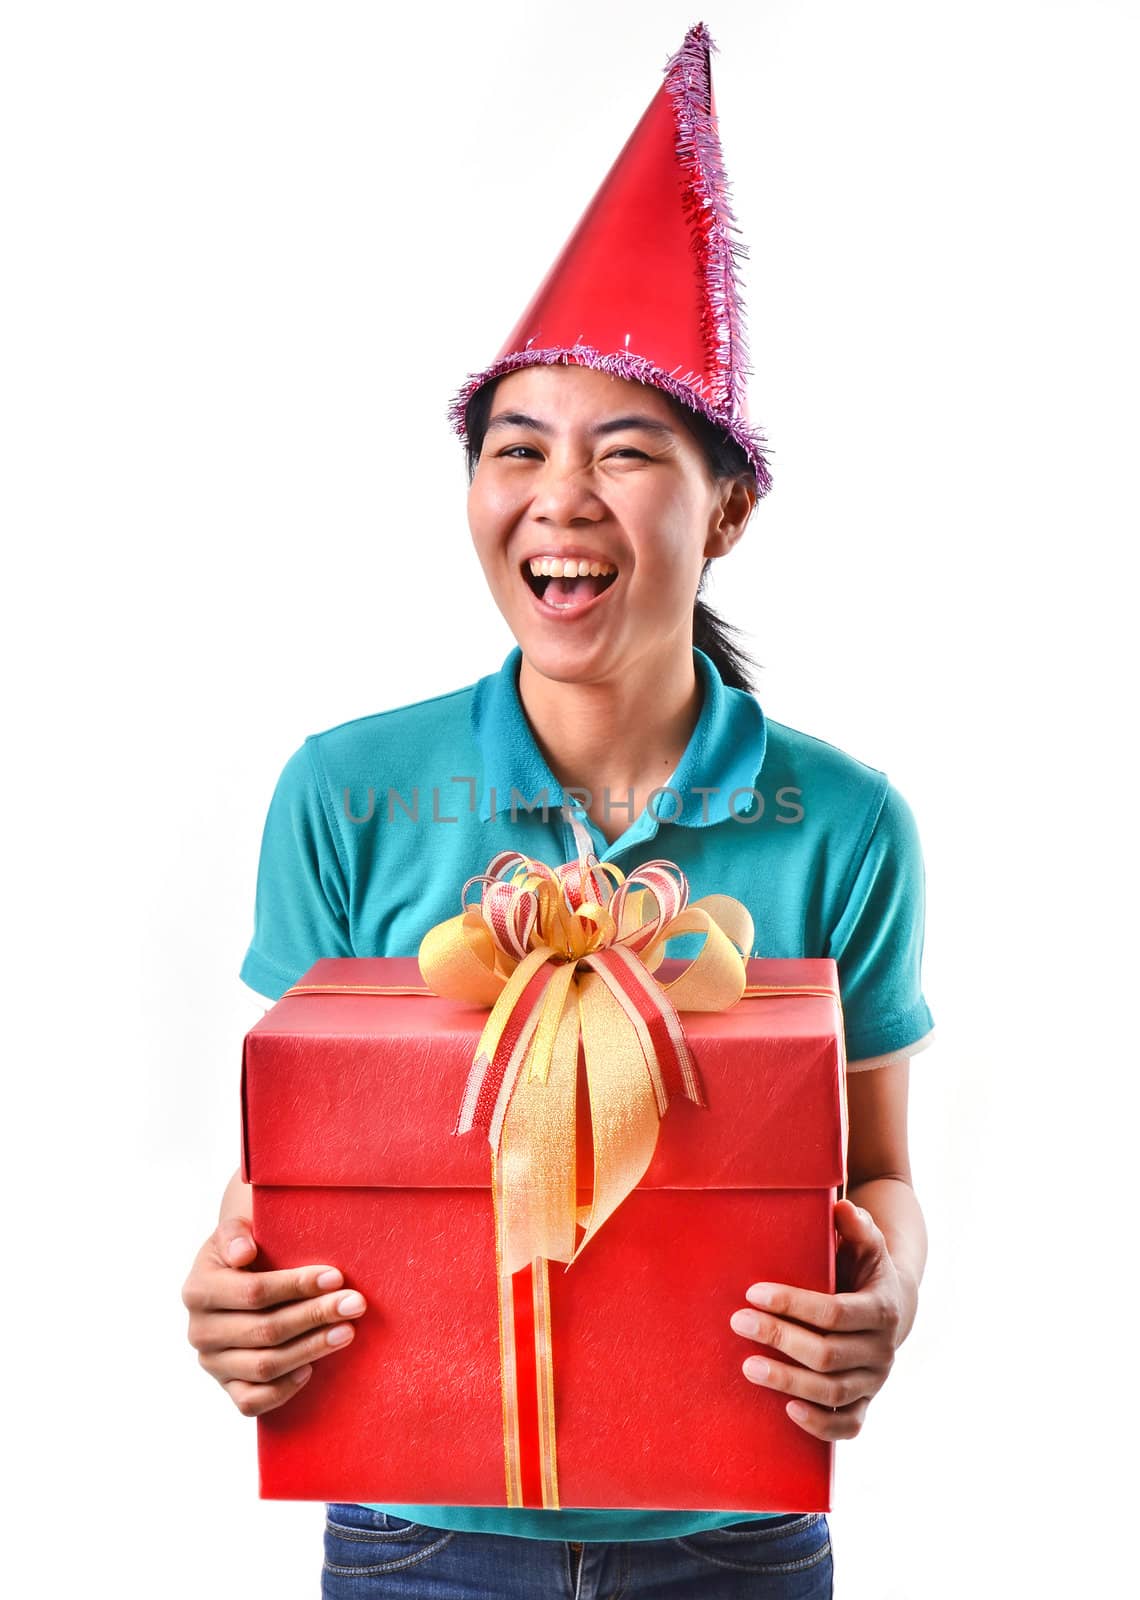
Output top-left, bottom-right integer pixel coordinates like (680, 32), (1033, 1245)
(730, 1306), (886, 1373)
(223, 1365), (315, 1419)
(833, 1201), (887, 1261)
(193, 1286), (367, 1355)
(201, 1317), (360, 1386)
(186, 1260), (348, 1316)
(741, 1279), (891, 1335)
(217, 1217), (258, 1268)
(784, 1395), (869, 1442)
(834, 1199), (877, 1232)
(740, 1352), (882, 1409)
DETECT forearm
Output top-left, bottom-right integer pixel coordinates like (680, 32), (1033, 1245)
(845, 1176), (927, 1342)
(220, 1164), (254, 1225)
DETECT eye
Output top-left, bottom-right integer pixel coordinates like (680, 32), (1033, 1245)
(607, 448), (649, 460)
(498, 445), (542, 459)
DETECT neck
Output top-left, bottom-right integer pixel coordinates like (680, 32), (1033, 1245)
(517, 646), (703, 842)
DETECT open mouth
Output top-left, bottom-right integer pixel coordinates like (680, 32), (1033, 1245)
(522, 564), (620, 609)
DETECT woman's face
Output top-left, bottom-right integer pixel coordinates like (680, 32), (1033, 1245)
(467, 364), (751, 686)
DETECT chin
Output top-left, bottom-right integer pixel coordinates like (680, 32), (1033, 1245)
(517, 635), (622, 684)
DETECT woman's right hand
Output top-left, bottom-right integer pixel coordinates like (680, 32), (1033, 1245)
(182, 1214), (368, 1417)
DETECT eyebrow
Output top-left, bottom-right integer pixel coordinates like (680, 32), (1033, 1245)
(484, 410), (677, 439)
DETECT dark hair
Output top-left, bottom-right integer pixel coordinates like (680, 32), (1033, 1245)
(463, 375), (763, 693)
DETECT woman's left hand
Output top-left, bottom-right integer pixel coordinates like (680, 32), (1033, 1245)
(728, 1197), (909, 1440)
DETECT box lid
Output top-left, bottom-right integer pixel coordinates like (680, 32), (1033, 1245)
(241, 956), (847, 1191)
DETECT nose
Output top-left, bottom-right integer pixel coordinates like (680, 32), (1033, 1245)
(528, 457), (604, 525)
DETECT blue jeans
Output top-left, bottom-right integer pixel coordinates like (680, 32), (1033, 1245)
(322, 1503), (833, 1597)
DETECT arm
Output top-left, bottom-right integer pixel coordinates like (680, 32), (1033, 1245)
(728, 1052), (926, 1439)
(844, 1056), (927, 1342)
(186, 747), (364, 1416)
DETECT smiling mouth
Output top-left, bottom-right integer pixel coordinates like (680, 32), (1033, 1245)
(522, 565), (620, 605)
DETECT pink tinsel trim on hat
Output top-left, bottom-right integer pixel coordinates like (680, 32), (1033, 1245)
(447, 343), (772, 495)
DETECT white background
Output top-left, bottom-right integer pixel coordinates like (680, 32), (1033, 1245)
(3, 1), (1137, 1594)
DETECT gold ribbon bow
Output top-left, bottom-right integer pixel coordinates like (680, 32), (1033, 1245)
(416, 813), (755, 1507)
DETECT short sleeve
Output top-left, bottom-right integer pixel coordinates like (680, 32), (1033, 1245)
(239, 739), (354, 1001)
(827, 780), (935, 1062)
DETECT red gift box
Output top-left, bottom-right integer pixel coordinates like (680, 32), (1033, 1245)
(240, 954), (848, 1512)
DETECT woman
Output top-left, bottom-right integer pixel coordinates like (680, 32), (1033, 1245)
(183, 23), (934, 1596)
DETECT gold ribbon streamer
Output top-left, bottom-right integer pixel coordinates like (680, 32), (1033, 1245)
(414, 818), (763, 1505)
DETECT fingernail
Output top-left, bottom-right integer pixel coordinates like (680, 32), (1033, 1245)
(336, 1292), (365, 1316)
(292, 1365), (313, 1385)
(730, 1310), (759, 1336)
(745, 1358), (770, 1381)
(746, 1285), (774, 1307)
(227, 1237), (252, 1264)
(788, 1401), (809, 1420)
(327, 1325), (354, 1346)
(316, 1269), (342, 1290)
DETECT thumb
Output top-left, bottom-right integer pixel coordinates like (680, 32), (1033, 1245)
(834, 1197), (880, 1246)
(217, 1214), (257, 1268)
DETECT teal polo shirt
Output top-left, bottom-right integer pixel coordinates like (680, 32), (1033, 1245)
(240, 644), (934, 1542)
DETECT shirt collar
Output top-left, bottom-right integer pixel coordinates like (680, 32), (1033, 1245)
(471, 644), (767, 848)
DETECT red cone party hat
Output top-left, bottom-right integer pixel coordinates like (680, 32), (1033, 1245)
(449, 22), (771, 494)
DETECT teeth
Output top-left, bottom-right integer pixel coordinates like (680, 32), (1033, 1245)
(528, 557), (617, 578)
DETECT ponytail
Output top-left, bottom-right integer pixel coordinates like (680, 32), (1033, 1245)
(693, 575), (762, 694)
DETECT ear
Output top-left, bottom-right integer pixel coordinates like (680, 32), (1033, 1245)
(705, 476), (757, 559)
